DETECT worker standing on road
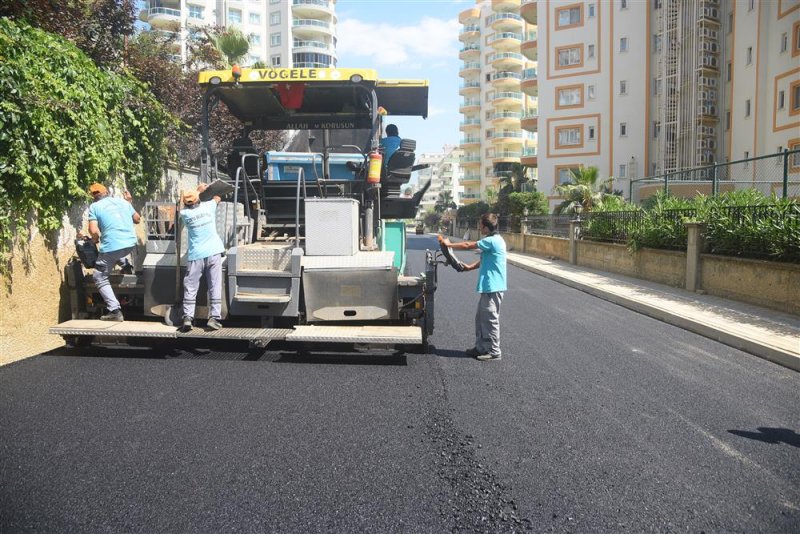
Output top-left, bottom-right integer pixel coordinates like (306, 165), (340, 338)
(443, 213), (507, 361)
(179, 184), (224, 332)
(83, 183), (141, 322)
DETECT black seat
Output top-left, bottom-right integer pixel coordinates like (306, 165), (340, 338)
(382, 138), (417, 196)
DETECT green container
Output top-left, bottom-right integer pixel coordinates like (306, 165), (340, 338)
(381, 221), (406, 274)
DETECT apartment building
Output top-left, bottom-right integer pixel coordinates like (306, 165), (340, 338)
(140, 0), (338, 69)
(416, 145), (465, 217)
(458, 0), (539, 206)
(534, 0), (800, 208)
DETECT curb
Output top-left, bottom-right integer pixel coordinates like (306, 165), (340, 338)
(507, 257), (800, 373)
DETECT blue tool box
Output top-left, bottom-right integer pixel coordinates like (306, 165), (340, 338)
(264, 152), (363, 181)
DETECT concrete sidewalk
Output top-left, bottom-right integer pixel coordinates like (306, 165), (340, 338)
(505, 252), (800, 372)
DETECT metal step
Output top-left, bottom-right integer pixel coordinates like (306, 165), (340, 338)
(233, 292), (292, 304)
(50, 320), (291, 342)
(286, 325), (421, 344)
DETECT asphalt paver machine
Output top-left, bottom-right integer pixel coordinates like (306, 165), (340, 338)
(51, 67), (440, 353)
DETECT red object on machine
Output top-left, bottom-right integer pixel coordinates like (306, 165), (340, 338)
(367, 151), (382, 183)
(276, 83), (306, 109)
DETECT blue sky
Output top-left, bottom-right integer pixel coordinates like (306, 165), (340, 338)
(335, 0), (471, 155)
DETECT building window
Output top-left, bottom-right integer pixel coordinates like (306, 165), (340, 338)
(270, 32), (281, 47)
(228, 9), (242, 24)
(249, 33), (261, 46)
(556, 126), (582, 147)
(620, 37), (629, 52)
(794, 21), (800, 57)
(781, 33), (788, 53)
(790, 140), (800, 171)
(270, 0), (280, 3)
(588, 4), (595, 18)
(653, 78), (662, 95)
(270, 12), (280, 25)
(728, 12), (733, 34)
(654, 0), (662, 8)
(249, 12), (261, 25)
(726, 61), (732, 82)
(746, 46), (753, 65)
(653, 121), (661, 138)
(791, 81), (800, 116)
(619, 80), (628, 95)
(748, 0), (754, 11)
(725, 110), (731, 130)
(779, 90), (786, 109)
(588, 85), (596, 99)
(621, 0), (628, 9)
(588, 126), (595, 140)
(557, 86), (583, 107)
(271, 55), (281, 67)
(557, 166), (582, 183)
(745, 99), (751, 117)
(619, 164), (627, 178)
(620, 122), (627, 136)
(556, 5), (583, 29)
(587, 44), (595, 58)
(188, 5), (203, 19)
(653, 34), (662, 53)
(556, 46), (582, 68)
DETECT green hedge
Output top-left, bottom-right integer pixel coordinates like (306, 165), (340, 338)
(0, 18), (176, 267)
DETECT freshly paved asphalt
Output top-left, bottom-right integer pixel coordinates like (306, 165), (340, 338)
(1, 234), (798, 532)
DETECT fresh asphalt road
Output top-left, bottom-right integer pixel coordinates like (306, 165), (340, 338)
(2, 233), (798, 532)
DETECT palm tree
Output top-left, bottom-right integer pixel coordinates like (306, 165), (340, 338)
(495, 162), (529, 193)
(204, 28), (250, 68)
(434, 190), (456, 213)
(553, 166), (614, 214)
(484, 186), (497, 206)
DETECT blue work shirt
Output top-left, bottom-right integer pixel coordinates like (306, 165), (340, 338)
(179, 201), (225, 261)
(476, 234), (507, 293)
(380, 135), (402, 166)
(87, 197), (137, 253)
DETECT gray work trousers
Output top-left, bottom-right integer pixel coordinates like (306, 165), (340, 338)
(475, 292), (504, 357)
(92, 246), (135, 312)
(183, 253), (223, 320)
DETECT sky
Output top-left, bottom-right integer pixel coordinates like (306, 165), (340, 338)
(334, 0), (472, 156)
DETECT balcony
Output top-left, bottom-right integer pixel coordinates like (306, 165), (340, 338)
(460, 137), (481, 148)
(491, 71), (522, 89)
(293, 39), (334, 55)
(521, 146), (538, 166)
(459, 44), (480, 59)
(459, 61), (481, 77)
(488, 32), (522, 51)
(492, 150), (522, 163)
(459, 99), (481, 113)
(459, 6), (481, 24)
(490, 111), (523, 125)
(492, 0), (521, 12)
(140, 7), (181, 29)
(521, 32), (538, 60)
(520, 0), (538, 25)
(461, 174), (482, 185)
(459, 81), (481, 95)
(491, 91), (523, 107)
(292, 0), (335, 18)
(490, 130), (525, 145)
(460, 155), (482, 167)
(292, 18), (334, 37)
(459, 25), (480, 42)
(521, 68), (538, 96)
(488, 12), (523, 32)
(520, 111), (538, 132)
(489, 52), (524, 70)
(459, 119), (481, 131)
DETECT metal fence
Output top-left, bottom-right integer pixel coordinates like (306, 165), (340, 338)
(581, 209), (696, 246)
(630, 148), (800, 205)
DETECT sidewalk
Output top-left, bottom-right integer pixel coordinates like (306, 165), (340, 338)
(505, 252), (800, 372)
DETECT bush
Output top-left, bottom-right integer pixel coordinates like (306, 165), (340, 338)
(508, 191), (548, 217)
(457, 201), (491, 219)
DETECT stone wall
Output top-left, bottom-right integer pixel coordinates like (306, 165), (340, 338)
(0, 166), (200, 366)
(577, 241), (686, 288)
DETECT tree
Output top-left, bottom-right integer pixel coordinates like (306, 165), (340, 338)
(484, 186), (497, 207)
(553, 166), (616, 214)
(204, 27), (250, 68)
(434, 190), (456, 213)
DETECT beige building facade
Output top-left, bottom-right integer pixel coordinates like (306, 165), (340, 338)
(532, 0), (800, 208)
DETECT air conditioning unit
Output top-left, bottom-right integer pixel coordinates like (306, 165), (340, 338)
(699, 89), (718, 100)
(698, 125), (717, 136)
(697, 76), (718, 88)
(701, 55), (719, 69)
(697, 138), (717, 150)
(699, 27), (718, 40)
(700, 41), (720, 53)
(699, 105), (718, 116)
(700, 7), (719, 20)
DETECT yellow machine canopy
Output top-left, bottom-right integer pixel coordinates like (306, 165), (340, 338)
(198, 67), (428, 130)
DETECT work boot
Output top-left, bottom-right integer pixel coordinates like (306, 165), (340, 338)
(179, 316), (193, 332)
(100, 309), (124, 322)
(476, 353), (501, 361)
(206, 317), (223, 331)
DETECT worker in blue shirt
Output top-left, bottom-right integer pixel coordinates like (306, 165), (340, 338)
(84, 183), (141, 321)
(379, 123), (402, 167)
(443, 213), (507, 361)
(178, 184), (224, 332)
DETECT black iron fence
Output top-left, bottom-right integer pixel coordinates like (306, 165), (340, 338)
(630, 148), (800, 205)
